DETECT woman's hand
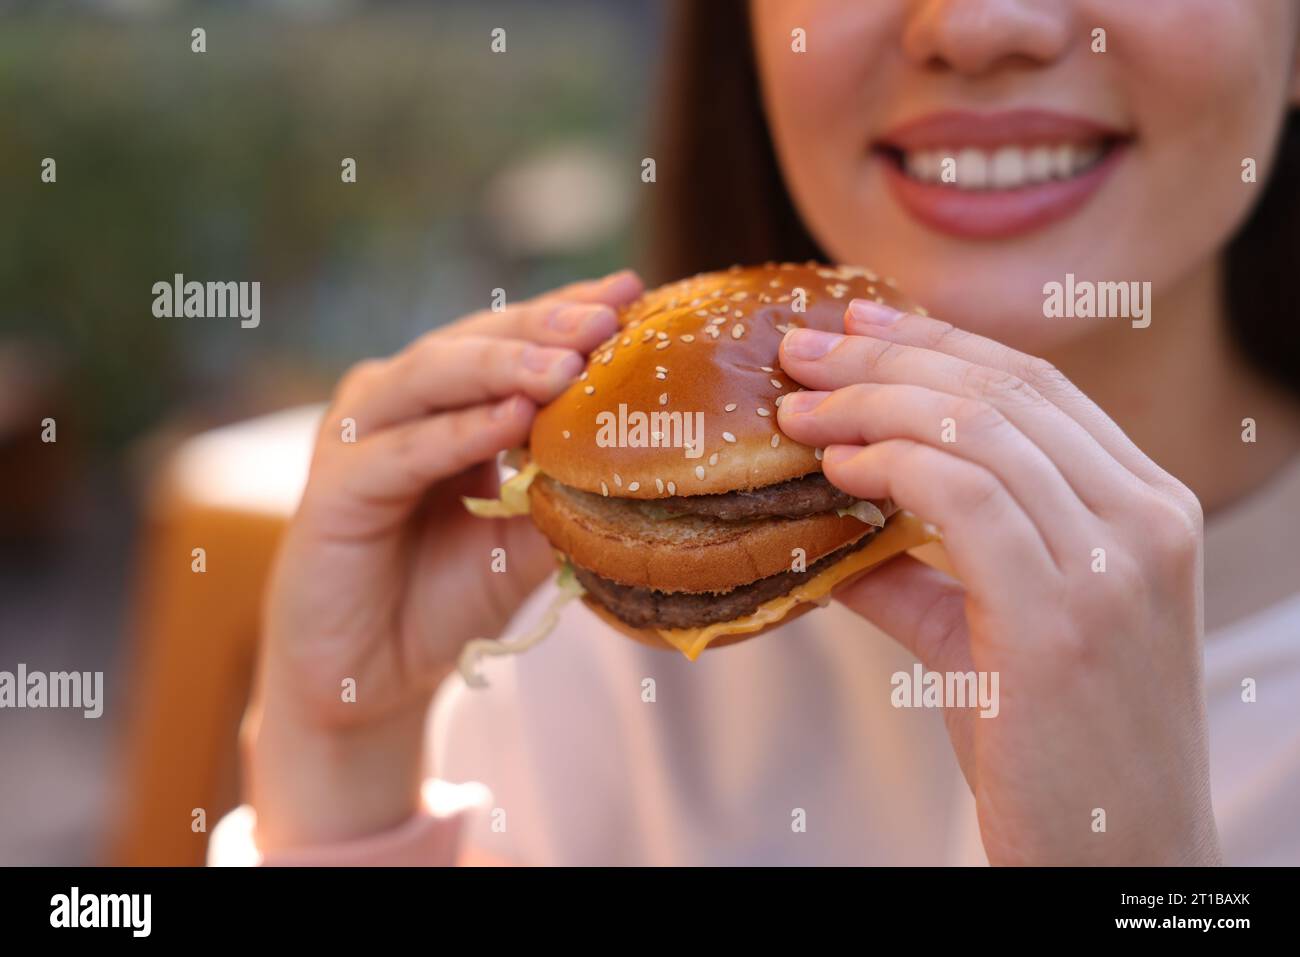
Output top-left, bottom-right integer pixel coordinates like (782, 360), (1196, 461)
(777, 298), (1220, 866)
(246, 270), (643, 851)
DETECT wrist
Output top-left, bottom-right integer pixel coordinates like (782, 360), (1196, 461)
(245, 693), (434, 853)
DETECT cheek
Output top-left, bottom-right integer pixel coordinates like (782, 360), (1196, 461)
(1116, 0), (1291, 200)
(754, 3), (893, 231)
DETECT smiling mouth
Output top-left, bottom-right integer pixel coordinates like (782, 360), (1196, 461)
(877, 137), (1126, 191)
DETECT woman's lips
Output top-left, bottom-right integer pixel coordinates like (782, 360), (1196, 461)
(875, 110), (1131, 240)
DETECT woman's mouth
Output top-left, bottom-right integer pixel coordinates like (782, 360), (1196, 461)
(875, 110), (1131, 239)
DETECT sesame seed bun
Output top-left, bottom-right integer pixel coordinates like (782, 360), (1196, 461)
(529, 262), (921, 497)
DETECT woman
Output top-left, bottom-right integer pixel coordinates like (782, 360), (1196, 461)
(214, 0), (1300, 865)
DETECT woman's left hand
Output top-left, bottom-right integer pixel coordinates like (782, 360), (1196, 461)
(777, 298), (1220, 866)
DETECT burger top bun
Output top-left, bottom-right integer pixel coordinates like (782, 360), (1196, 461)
(530, 263), (920, 498)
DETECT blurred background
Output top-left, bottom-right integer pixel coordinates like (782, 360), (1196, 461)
(0, 0), (661, 864)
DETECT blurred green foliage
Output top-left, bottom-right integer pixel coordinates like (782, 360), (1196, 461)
(1, 4), (652, 449)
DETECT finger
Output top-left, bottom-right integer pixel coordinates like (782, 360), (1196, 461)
(306, 395), (535, 528)
(837, 554), (973, 674)
(336, 336), (583, 433)
(779, 383), (1093, 562)
(780, 327), (1151, 513)
(843, 299), (1170, 488)
(442, 270), (643, 346)
(821, 439), (1061, 602)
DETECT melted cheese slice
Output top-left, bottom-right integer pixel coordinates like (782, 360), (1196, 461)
(656, 512), (940, 661)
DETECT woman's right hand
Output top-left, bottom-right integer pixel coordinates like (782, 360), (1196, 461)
(244, 270), (642, 851)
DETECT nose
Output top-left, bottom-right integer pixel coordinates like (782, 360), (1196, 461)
(903, 0), (1074, 75)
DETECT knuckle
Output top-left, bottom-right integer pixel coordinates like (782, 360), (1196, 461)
(1144, 491), (1203, 561)
(867, 337), (905, 370)
(950, 396), (1006, 437)
(961, 364), (1041, 409)
(1017, 355), (1075, 400)
(952, 463), (1005, 515)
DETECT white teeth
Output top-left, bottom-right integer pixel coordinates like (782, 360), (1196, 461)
(990, 146), (1025, 189)
(1026, 146), (1053, 182)
(954, 148), (988, 188)
(900, 141), (1107, 190)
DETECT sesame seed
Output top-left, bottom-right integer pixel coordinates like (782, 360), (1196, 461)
(579, 371), (588, 380)
(655, 365), (667, 373)
(655, 340), (670, 351)
(760, 366), (773, 373)
(621, 337), (631, 346)
(774, 394), (785, 407)
(614, 473), (622, 487)
(695, 465), (706, 480)
(584, 385), (595, 395)
(656, 371), (666, 380)
(601, 481), (609, 496)
(724, 403), (737, 412)
(667, 481), (677, 495)
(814, 448), (824, 461)
(710, 316), (727, 325)
(769, 378), (783, 390)
(756, 408), (770, 417)
(657, 332), (669, 340)
(655, 478), (664, 494)
(731, 324), (744, 339)
(722, 432), (737, 443)
(733, 310), (743, 319)
(562, 430), (571, 439)
(708, 453), (718, 466)
(659, 393), (668, 405)
(681, 334), (695, 343)
(601, 351), (614, 365)
(771, 434), (780, 448)
(627, 482), (640, 492)
(695, 310), (708, 317)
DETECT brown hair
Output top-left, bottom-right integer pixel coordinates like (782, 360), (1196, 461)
(648, 0), (1300, 397)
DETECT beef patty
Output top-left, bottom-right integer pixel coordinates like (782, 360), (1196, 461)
(655, 472), (856, 521)
(573, 530), (879, 630)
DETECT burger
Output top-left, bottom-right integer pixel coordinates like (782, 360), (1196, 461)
(462, 263), (937, 678)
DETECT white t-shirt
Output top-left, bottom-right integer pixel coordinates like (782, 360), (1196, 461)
(433, 454), (1300, 865)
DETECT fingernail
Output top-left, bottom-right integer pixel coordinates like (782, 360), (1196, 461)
(523, 346), (582, 377)
(549, 303), (615, 334)
(778, 390), (828, 415)
(601, 269), (641, 294)
(492, 395), (523, 420)
(822, 445), (854, 468)
(847, 298), (902, 328)
(784, 328), (844, 360)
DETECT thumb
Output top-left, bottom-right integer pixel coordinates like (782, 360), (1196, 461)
(835, 552), (979, 787)
(835, 552), (974, 676)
